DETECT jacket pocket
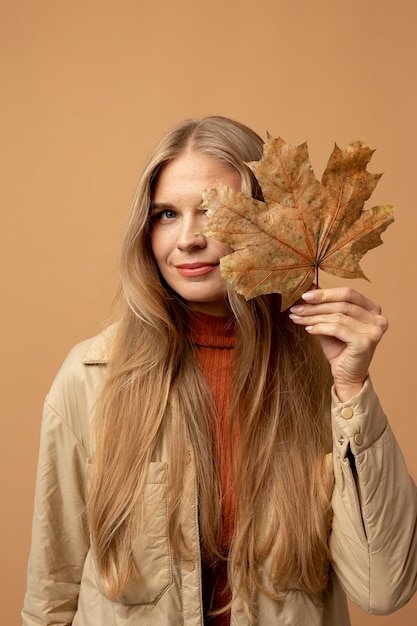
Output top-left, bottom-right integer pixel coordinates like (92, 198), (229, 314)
(100, 462), (173, 606)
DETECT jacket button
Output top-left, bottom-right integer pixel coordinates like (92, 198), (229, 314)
(341, 407), (353, 420)
(183, 560), (195, 572)
(354, 433), (364, 446)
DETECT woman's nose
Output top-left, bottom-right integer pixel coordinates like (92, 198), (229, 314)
(176, 216), (207, 250)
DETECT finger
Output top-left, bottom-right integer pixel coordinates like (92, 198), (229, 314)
(289, 311), (379, 335)
(290, 310), (373, 329)
(290, 301), (387, 327)
(302, 316), (387, 348)
(289, 307), (388, 343)
(301, 287), (382, 315)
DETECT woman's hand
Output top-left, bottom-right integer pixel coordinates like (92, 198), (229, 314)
(289, 287), (388, 402)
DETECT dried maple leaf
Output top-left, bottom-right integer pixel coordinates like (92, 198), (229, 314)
(200, 136), (395, 311)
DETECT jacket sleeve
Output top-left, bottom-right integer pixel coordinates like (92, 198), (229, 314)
(22, 397), (90, 626)
(329, 377), (417, 614)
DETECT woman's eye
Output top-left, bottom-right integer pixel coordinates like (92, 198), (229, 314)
(152, 209), (177, 223)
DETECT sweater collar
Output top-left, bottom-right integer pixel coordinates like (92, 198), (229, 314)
(188, 311), (235, 349)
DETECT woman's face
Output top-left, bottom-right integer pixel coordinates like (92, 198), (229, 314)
(150, 150), (240, 316)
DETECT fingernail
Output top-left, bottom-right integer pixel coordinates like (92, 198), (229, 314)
(290, 305), (304, 313)
(302, 292), (316, 302)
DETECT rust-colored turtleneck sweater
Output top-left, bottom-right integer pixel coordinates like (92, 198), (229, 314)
(189, 311), (235, 626)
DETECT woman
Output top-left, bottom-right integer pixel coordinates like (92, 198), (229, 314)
(22, 116), (417, 625)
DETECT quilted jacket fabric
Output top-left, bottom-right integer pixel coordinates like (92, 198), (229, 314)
(22, 328), (417, 625)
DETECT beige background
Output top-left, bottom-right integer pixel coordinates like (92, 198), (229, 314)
(1, 1), (416, 624)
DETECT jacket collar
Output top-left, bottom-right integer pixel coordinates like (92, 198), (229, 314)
(82, 324), (117, 365)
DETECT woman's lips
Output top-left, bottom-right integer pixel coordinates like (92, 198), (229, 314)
(175, 262), (218, 277)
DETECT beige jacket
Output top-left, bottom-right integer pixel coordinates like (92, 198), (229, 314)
(22, 328), (417, 625)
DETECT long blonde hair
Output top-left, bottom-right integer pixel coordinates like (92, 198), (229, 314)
(88, 116), (334, 620)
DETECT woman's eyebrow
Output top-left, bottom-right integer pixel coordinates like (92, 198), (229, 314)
(149, 202), (175, 213)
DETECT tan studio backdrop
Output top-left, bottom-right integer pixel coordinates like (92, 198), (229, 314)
(1, 1), (416, 624)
